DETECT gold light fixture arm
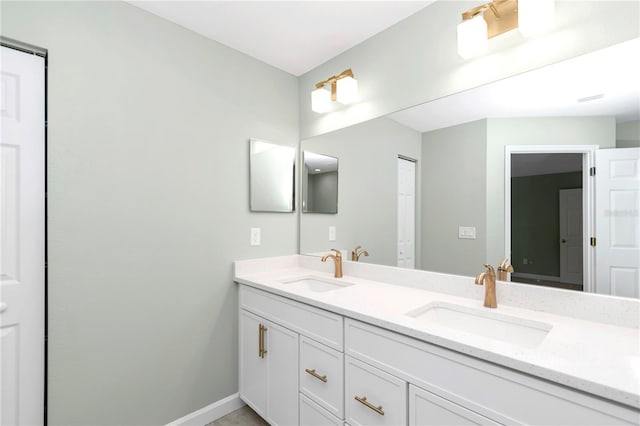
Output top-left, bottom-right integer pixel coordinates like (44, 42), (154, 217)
(460, 0), (518, 39)
(315, 69), (354, 101)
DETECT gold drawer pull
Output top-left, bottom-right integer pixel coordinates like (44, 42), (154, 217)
(305, 368), (327, 383)
(354, 395), (384, 416)
(258, 324), (268, 358)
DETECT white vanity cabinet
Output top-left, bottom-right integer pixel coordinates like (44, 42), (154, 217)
(239, 309), (298, 426)
(238, 283), (639, 426)
(239, 285), (345, 425)
(345, 318), (640, 426)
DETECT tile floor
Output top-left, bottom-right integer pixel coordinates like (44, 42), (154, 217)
(207, 405), (268, 426)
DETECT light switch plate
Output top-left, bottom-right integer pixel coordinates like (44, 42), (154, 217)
(250, 227), (261, 246)
(329, 226), (336, 241)
(458, 226), (476, 239)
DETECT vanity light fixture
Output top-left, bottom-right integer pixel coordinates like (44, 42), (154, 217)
(457, 0), (555, 59)
(311, 68), (358, 113)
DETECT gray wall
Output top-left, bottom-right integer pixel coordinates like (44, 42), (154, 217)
(299, 1), (640, 139)
(308, 171), (338, 213)
(512, 171), (583, 277)
(421, 120), (487, 276)
(1, 2), (298, 425)
(300, 116), (421, 267)
(617, 120), (640, 148)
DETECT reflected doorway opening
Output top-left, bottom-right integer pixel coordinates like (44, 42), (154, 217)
(505, 145), (597, 294)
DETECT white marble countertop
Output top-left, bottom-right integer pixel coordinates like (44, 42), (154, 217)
(234, 255), (640, 409)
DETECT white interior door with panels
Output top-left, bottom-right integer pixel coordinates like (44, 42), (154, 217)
(595, 147), (640, 298)
(0, 45), (45, 426)
(559, 188), (583, 285)
(397, 157), (416, 268)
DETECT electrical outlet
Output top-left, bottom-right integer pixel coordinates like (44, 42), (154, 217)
(329, 226), (336, 241)
(523, 258), (528, 265)
(250, 227), (261, 246)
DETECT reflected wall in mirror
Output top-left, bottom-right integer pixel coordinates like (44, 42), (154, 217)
(249, 139), (295, 212)
(302, 151), (339, 214)
(299, 38), (640, 298)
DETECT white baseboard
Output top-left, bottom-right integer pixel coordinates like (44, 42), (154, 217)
(166, 393), (245, 426)
(512, 272), (560, 282)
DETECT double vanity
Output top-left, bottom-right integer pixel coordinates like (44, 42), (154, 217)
(234, 255), (640, 425)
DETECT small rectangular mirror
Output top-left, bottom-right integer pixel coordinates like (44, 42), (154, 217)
(249, 139), (295, 212)
(302, 151), (338, 214)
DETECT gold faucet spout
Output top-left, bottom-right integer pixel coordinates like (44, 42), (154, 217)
(322, 249), (343, 278)
(474, 264), (497, 308)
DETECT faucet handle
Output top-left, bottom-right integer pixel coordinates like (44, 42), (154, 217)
(483, 264), (496, 275)
(498, 257), (514, 272)
(330, 248), (342, 258)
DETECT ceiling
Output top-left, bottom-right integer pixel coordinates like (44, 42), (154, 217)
(127, 1), (433, 76)
(388, 38), (640, 132)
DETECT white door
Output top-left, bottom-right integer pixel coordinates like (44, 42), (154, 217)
(559, 188), (583, 285)
(1, 46), (46, 425)
(397, 158), (416, 269)
(595, 148), (640, 298)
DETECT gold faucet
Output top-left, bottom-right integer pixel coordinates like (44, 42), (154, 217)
(475, 264), (497, 308)
(497, 257), (514, 281)
(322, 249), (343, 278)
(351, 245), (369, 262)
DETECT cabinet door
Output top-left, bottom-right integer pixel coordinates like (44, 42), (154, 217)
(265, 320), (299, 426)
(345, 356), (407, 426)
(239, 310), (267, 417)
(409, 385), (499, 426)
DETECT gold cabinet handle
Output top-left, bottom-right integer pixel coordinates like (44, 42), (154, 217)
(258, 324), (268, 358)
(305, 368), (327, 383)
(354, 395), (384, 416)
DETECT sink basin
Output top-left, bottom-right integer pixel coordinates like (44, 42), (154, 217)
(280, 276), (355, 292)
(406, 302), (552, 348)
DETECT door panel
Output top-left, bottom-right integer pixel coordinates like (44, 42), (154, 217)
(1, 45), (45, 426)
(239, 310), (267, 417)
(398, 158), (416, 269)
(595, 148), (640, 298)
(559, 188), (583, 285)
(265, 321), (298, 426)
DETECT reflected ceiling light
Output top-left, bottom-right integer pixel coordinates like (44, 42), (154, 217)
(457, 0), (555, 59)
(311, 69), (357, 113)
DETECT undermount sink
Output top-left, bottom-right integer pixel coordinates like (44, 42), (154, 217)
(280, 276), (355, 292)
(406, 302), (552, 348)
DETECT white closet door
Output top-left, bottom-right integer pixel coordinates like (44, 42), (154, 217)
(595, 148), (640, 298)
(1, 46), (46, 425)
(397, 158), (416, 269)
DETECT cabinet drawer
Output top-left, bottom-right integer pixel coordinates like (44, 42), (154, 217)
(409, 384), (499, 426)
(345, 356), (407, 426)
(346, 319), (639, 425)
(240, 285), (343, 350)
(301, 393), (344, 426)
(300, 336), (344, 419)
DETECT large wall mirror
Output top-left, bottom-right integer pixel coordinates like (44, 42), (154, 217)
(299, 38), (640, 299)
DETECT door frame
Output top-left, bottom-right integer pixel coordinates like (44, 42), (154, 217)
(504, 145), (597, 293)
